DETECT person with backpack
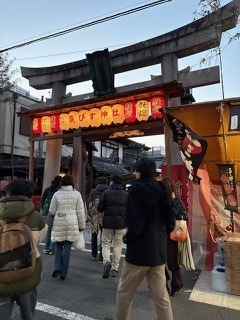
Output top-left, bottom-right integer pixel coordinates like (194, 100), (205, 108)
(0, 178), (47, 320)
(41, 175), (62, 255)
(87, 177), (109, 262)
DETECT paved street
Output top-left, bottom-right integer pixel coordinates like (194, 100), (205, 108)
(11, 226), (240, 320)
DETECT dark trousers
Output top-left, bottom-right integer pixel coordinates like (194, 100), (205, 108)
(0, 289), (37, 320)
(91, 231), (102, 258)
(167, 238), (183, 292)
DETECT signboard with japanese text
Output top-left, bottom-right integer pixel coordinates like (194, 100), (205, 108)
(162, 164), (188, 210)
(217, 163), (238, 213)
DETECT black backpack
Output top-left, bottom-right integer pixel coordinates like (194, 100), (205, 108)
(42, 190), (55, 217)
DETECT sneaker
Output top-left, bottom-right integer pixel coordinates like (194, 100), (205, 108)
(43, 249), (50, 254)
(110, 269), (118, 277)
(48, 250), (54, 255)
(98, 254), (103, 263)
(91, 256), (97, 260)
(103, 262), (111, 279)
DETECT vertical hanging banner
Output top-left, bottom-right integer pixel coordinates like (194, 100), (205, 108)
(228, 104), (240, 131)
(217, 164), (238, 213)
(162, 110), (208, 184)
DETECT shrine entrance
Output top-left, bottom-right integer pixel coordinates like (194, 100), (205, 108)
(20, 81), (184, 196)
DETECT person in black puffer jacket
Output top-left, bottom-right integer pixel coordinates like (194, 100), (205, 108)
(115, 157), (175, 320)
(97, 174), (128, 279)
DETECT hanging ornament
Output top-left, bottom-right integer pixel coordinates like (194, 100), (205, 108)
(69, 111), (80, 129)
(101, 105), (113, 125)
(90, 108), (101, 127)
(79, 110), (90, 128)
(50, 115), (60, 132)
(124, 102), (136, 123)
(150, 96), (164, 119)
(32, 118), (42, 134)
(41, 116), (51, 133)
(59, 113), (70, 130)
(136, 100), (149, 121)
(226, 225), (232, 231)
(112, 104), (124, 124)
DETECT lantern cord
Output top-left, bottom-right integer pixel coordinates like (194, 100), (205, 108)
(218, 47), (225, 100)
(0, 0), (172, 53)
(217, 102), (228, 163)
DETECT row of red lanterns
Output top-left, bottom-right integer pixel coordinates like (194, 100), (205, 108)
(33, 97), (165, 134)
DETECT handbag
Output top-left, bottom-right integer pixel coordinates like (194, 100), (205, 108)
(170, 219), (187, 242)
(46, 214), (54, 228)
(178, 230), (195, 271)
(73, 231), (85, 251)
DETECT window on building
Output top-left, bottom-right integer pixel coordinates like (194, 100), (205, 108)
(19, 107), (31, 136)
(101, 141), (119, 160)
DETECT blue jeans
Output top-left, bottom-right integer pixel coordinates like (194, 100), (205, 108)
(0, 289), (37, 320)
(54, 241), (72, 277)
(45, 227), (55, 251)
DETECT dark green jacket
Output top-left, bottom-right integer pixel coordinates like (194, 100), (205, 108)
(0, 196), (46, 297)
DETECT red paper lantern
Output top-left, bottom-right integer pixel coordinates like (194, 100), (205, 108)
(136, 100), (149, 121)
(124, 102), (136, 123)
(79, 110), (90, 128)
(50, 115), (60, 132)
(150, 96), (164, 119)
(32, 118), (42, 134)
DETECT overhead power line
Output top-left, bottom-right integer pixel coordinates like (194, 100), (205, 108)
(0, 0), (171, 53)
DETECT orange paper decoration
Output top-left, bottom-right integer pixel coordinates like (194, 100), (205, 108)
(112, 104), (124, 124)
(150, 96), (164, 119)
(79, 110), (90, 128)
(69, 111), (80, 129)
(33, 118), (42, 134)
(60, 113), (70, 130)
(101, 106), (113, 125)
(50, 115), (60, 132)
(90, 108), (101, 127)
(41, 116), (51, 133)
(136, 100), (149, 121)
(124, 102), (136, 123)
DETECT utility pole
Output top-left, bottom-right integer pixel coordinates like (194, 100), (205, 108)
(11, 92), (18, 181)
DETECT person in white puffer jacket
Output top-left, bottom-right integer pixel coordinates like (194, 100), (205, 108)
(49, 174), (86, 280)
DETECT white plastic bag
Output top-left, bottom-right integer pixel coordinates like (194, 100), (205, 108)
(73, 231), (85, 251)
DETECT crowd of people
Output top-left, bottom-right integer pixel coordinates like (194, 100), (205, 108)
(0, 157), (190, 319)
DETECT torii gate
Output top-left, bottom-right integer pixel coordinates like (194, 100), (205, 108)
(20, 0), (239, 196)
